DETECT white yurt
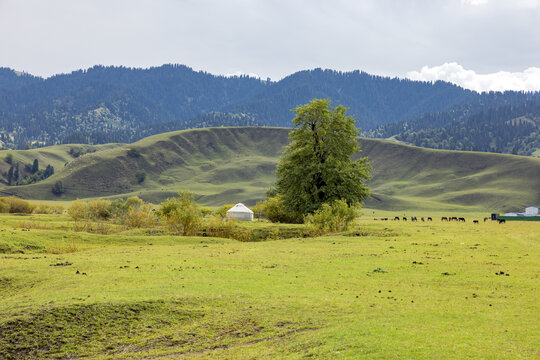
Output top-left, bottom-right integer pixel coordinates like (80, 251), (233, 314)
(226, 203), (254, 221)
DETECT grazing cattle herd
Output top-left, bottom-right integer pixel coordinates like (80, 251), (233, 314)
(375, 215), (506, 224)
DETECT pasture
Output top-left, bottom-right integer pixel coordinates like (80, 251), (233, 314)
(0, 211), (539, 359)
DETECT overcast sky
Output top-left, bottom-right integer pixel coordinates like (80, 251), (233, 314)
(1, 0), (539, 91)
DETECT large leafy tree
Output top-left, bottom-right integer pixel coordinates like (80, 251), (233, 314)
(275, 99), (371, 216)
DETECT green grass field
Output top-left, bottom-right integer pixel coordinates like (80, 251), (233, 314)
(1, 212), (538, 359)
(2, 127), (539, 213)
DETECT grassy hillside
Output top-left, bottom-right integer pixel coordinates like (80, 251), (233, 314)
(2, 127), (539, 212)
(0, 143), (122, 189)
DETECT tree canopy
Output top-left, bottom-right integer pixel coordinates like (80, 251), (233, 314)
(275, 99), (371, 216)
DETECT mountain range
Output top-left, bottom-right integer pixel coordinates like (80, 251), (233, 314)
(0, 65), (539, 155)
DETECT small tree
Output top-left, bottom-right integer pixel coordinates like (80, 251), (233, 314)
(135, 170), (147, 183)
(127, 147), (141, 158)
(7, 166), (13, 185)
(52, 181), (64, 196)
(31, 159), (39, 174)
(44, 165), (54, 177)
(275, 99), (371, 217)
(157, 191), (202, 235)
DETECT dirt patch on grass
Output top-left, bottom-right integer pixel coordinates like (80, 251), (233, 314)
(0, 300), (200, 359)
(342, 227), (401, 238)
(0, 277), (22, 293)
(0, 300), (314, 359)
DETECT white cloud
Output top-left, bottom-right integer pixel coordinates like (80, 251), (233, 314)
(461, 0), (540, 8)
(462, 0), (489, 6)
(406, 62), (540, 92)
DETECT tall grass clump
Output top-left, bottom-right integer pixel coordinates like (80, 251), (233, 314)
(32, 203), (65, 214)
(46, 238), (79, 254)
(15, 221), (53, 230)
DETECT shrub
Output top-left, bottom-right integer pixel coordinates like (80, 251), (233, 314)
(0, 196), (35, 214)
(52, 181), (64, 195)
(108, 196), (148, 219)
(69, 199), (113, 221)
(0, 197), (11, 213)
(157, 191), (202, 235)
(214, 204), (235, 219)
(199, 206), (213, 217)
(203, 217), (252, 242)
(125, 196), (144, 210)
(305, 199), (358, 234)
(251, 201), (266, 220)
(263, 196), (302, 224)
(5, 153), (13, 165)
(134, 170), (146, 183)
(87, 199), (112, 220)
(108, 199), (130, 220)
(127, 147), (141, 158)
(124, 206), (156, 229)
(68, 200), (88, 221)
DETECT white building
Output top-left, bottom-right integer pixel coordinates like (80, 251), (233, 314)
(226, 203), (254, 221)
(525, 206), (539, 216)
(503, 212), (519, 217)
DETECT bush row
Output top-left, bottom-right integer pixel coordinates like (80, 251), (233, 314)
(0, 196), (64, 214)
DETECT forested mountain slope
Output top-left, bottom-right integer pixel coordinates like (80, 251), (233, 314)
(1, 65), (536, 150)
(369, 98), (540, 156)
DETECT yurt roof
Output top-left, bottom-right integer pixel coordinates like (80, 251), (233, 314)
(226, 203), (254, 214)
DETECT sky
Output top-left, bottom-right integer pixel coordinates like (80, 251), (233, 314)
(1, 0), (539, 92)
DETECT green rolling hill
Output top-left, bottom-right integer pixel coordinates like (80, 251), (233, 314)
(1, 127), (539, 212)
